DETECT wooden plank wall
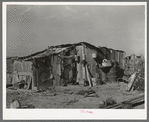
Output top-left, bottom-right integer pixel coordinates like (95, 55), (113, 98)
(76, 46), (83, 84)
(85, 47), (96, 78)
(76, 45), (103, 85)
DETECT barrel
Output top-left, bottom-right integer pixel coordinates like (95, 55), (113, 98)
(107, 66), (118, 83)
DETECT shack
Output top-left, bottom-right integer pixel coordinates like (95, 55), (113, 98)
(8, 42), (125, 90)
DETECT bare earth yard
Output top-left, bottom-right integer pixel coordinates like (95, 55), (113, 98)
(6, 82), (144, 109)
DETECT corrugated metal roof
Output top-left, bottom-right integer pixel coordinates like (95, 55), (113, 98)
(18, 42), (125, 60)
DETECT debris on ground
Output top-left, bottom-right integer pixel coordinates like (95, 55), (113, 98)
(7, 82), (144, 109)
(122, 101), (133, 109)
(98, 97), (117, 108)
(66, 98), (79, 106)
(126, 72), (137, 91)
(75, 89), (96, 96)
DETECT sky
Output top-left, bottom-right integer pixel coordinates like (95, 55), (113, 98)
(6, 5), (145, 57)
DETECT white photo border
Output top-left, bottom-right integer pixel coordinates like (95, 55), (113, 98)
(3, 2), (147, 120)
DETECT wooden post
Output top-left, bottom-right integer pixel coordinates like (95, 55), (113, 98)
(31, 75), (34, 90)
(86, 65), (93, 87)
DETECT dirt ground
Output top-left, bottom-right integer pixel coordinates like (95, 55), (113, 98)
(6, 82), (144, 109)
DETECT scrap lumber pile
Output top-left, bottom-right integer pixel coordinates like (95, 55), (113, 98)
(105, 93), (144, 109)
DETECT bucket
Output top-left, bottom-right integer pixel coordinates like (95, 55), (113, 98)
(107, 66), (118, 82)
